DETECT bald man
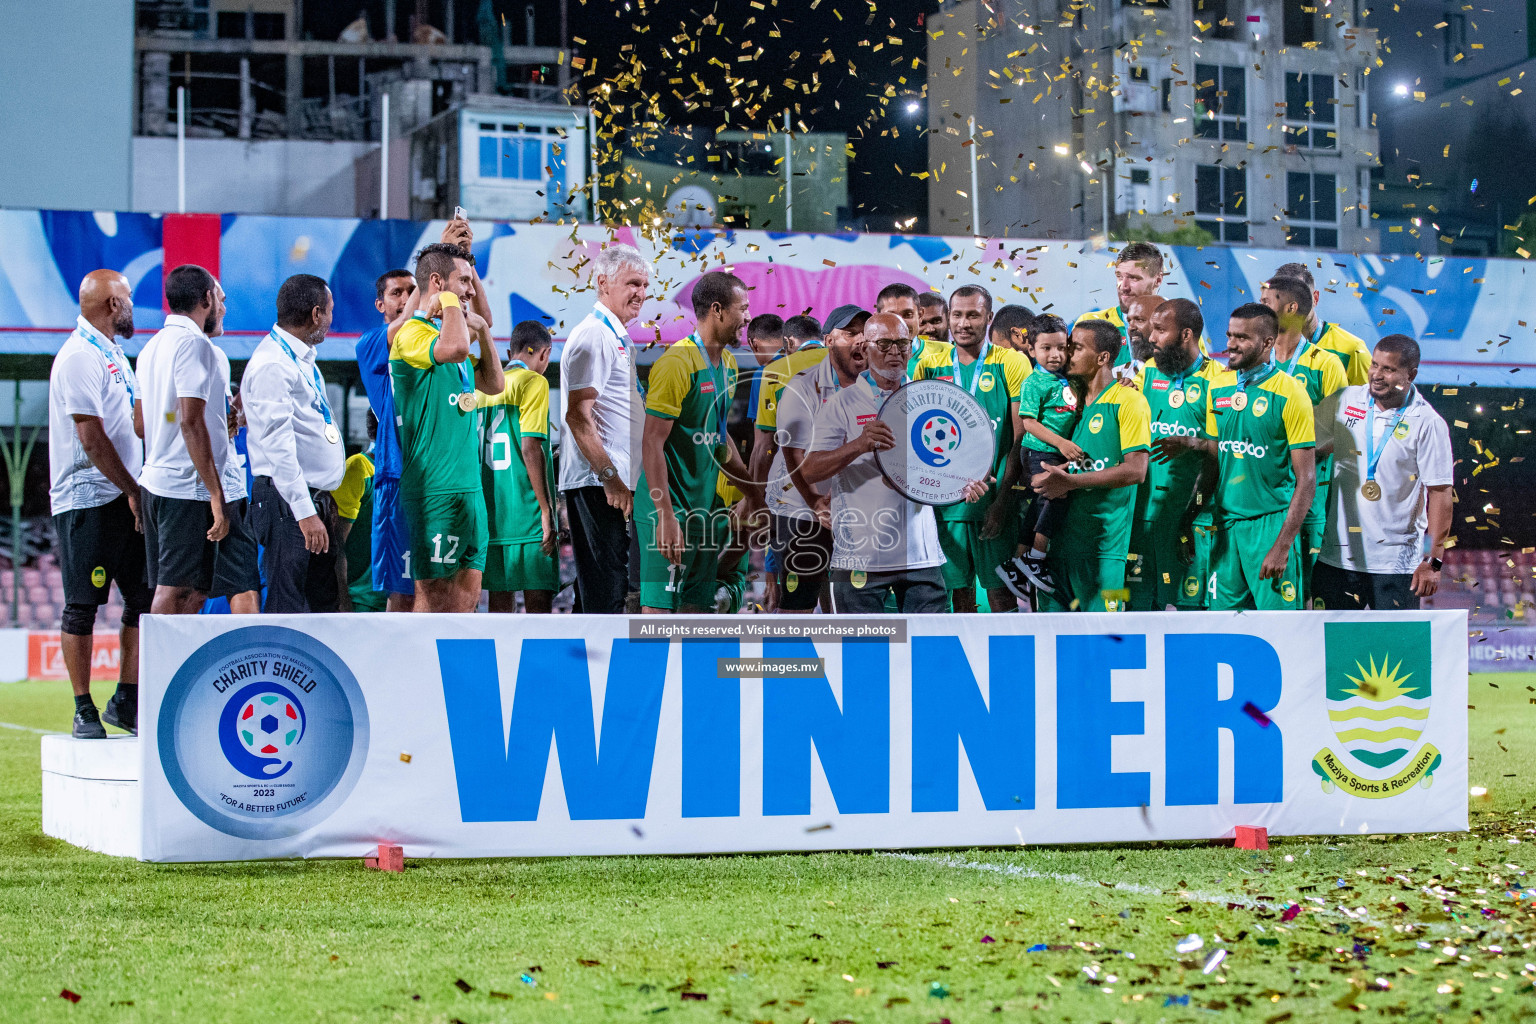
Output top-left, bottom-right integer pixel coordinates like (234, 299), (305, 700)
(800, 312), (988, 613)
(48, 270), (150, 739)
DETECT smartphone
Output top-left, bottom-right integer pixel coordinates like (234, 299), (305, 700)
(453, 205), (467, 221)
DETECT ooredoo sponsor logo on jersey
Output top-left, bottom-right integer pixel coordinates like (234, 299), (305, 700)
(1218, 439), (1270, 459)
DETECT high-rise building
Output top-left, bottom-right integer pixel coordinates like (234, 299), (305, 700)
(927, 0), (1381, 252)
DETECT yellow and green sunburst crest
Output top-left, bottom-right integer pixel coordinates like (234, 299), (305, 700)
(1343, 654), (1418, 703)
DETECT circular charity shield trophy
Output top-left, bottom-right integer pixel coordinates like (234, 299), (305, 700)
(873, 379), (996, 506)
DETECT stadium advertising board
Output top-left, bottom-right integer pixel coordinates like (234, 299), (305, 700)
(137, 612), (1468, 862)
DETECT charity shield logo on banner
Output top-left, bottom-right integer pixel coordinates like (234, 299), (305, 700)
(158, 626), (369, 839)
(1312, 621), (1441, 798)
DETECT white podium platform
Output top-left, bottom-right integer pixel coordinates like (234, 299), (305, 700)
(41, 735), (141, 859)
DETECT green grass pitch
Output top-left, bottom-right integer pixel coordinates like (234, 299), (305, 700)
(2, 673), (1535, 1023)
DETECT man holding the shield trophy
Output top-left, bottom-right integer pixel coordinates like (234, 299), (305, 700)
(800, 313), (988, 614)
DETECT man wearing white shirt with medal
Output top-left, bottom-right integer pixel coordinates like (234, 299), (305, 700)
(241, 274), (347, 613)
(48, 270), (150, 738)
(1315, 334), (1453, 610)
(559, 243), (648, 614)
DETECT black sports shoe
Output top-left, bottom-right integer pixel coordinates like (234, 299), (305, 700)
(1019, 557), (1057, 595)
(994, 559), (1032, 603)
(72, 709), (107, 740)
(102, 692), (138, 735)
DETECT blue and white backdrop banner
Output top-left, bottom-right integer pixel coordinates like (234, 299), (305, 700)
(138, 612), (1469, 862)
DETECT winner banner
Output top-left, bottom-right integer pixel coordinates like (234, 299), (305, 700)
(136, 612), (1468, 862)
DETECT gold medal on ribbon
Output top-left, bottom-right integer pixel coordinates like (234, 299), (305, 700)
(1231, 391), (1248, 412)
(457, 392), (477, 412)
(1168, 389), (1185, 409)
(324, 424), (340, 444)
(1361, 480), (1382, 501)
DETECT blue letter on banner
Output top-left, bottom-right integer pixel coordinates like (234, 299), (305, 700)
(1056, 634), (1150, 809)
(911, 635), (1035, 811)
(682, 640), (740, 817)
(1164, 634), (1283, 805)
(763, 639), (889, 815)
(438, 638), (668, 821)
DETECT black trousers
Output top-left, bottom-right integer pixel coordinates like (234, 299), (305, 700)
(1311, 559), (1419, 611)
(566, 485), (630, 614)
(250, 476), (340, 613)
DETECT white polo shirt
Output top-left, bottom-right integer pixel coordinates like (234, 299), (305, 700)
(138, 314), (229, 501)
(558, 301), (643, 490)
(47, 316), (142, 515)
(1321, 384), (1453, 575)
(810, 374), (942, 573)
(771, 355), (844, 522)
(213, 346), (247, 503)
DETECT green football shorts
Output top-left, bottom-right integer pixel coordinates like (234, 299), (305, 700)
(1125, 516), (1195, 612)
(1208, 512), (1304, 611)
(405, 490), (488, 580)
(1037, 553), (1128, 613)
(1176, 516), (1216, 610)
(635, 510), (721, 611)
(483, 540), (558, 593)
(936, 516), (1018, 594)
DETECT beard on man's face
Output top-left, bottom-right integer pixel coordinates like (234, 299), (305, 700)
(112, 309), (135, 339)
(1154, 342), (1195, 379)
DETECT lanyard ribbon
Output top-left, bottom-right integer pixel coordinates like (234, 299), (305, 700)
(956, 341), (990, 397)
(1280, 338), (1310, 377)
(1365, 389), (1414, 483)
(78, 327), (135, 404)
(1236, 363), (1273, 393)
(269, 329), (334, 427)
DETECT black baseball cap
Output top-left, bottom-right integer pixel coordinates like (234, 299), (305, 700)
(823, 304), (870, 334)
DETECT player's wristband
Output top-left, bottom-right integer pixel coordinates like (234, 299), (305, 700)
(437, 293), (461, 310)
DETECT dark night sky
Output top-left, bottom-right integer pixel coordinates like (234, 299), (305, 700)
(308, 0), (935, 230)
(565, 0), (934, 230)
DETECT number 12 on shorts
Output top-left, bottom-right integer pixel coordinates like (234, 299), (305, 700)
(430, 534), (461, 564)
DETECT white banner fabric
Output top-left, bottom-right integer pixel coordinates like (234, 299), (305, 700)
(136, 611), (1468, 862)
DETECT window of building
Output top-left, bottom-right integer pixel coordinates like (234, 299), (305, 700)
(1355, 69), (1370, 129)
(1283, 0), (1325, 47)
(1286, 171), (1338, 248)
(1195, 164), (1248, 243)
(1194, 64), (1247, 142)
(1193, 0), (1236, 40)
(1284, 72), (1336, 149)
(1130, 65), (1150, 83)
(216, 11), (285, 39)
(476, 124), (564, 182)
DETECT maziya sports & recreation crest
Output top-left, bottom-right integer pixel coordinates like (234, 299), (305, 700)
(1311, 621), (1441, 799)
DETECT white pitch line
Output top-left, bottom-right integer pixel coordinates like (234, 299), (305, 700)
(0, 720), (61, 735)
(878, 851), (1265, 909)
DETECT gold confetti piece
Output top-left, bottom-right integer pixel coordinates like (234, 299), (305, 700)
(400, 752), (413, 763)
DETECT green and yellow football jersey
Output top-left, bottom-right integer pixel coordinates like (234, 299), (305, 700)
(1017, 369), (1081, 454)
(389, 312), (480, 497)
(477, 366), (553, 545)
(1311, 321), (1370, 386)
(1133, 355), (1225, 524)
(1054, 380), (1152, 558)
(635, 334), (739, 520)
(755, 344), (828, 432)
(911, 342), (1032, 522)
(1203, 364), (1315, 523)
(1075, 306), (1134, 367)
(907, 335), (953, 379)
(1275, 339), (1347, 519)
(332, 451), (379, 608)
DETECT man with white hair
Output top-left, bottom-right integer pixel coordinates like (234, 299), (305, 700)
(560, 243), (648, 613)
